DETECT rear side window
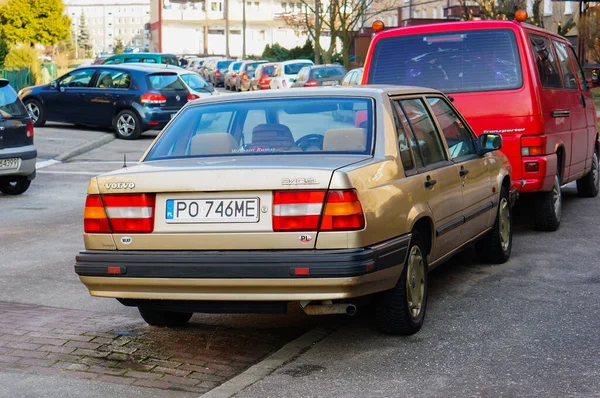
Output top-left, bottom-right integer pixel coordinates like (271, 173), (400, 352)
(0, 85), (27, 118)
(369, 29), (522, 93)
(398, 99), (447, 166)
(164, 56), (179, 66)
(530, 35), (562, 89)
(311, 67), (345, 79)
(553, 41), (578, 90)
(284, 63), (311, 75)
(95, 70), (131, 89)
(147, 73), (187, 91)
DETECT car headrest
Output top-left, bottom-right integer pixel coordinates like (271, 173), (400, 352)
(190, 133), (238, 155)
(251, 123), (295, 150)
(323, 128), (367, 152)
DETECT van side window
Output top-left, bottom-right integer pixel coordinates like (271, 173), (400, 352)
(568, 46), (588, 91)
(426, 97), (477, 159)
(398, 99), (447, 166)
(553, 41), (578, 90)
(530, 35), (563, 89)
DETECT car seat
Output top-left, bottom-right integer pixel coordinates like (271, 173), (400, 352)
(251, 124), (295, 150)
(189, 133), (238, 155)
(323, 128), (366, 152)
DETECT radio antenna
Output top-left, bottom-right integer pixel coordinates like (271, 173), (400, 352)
(123, 154), (127, 168)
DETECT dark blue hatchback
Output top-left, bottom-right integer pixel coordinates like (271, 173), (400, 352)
(18, 65), (191, 139)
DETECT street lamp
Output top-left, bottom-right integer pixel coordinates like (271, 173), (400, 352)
(242, 0), (246, 59)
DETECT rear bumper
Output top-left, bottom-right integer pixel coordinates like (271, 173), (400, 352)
(75, 235), (410, 301)
(513, 153), (557, 193)
(137, 107), (179, 130)
(0, 145), (37, 179)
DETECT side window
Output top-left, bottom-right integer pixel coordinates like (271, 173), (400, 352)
(553, 41), (578, 90)
(59, 69), (95, 88)
(391, 102), (415, 171)
(530, 35), (563, 89)
(426, 97), (477, 159)
(568, 46), (588, 91)
(342, 71), (353, 85)
(95, 70), (131, 89)
(399, 99), (447, 166)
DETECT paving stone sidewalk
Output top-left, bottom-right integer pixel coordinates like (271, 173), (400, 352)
(0, 302), (309, 394)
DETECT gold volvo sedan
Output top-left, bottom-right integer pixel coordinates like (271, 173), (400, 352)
(75, 86), (514, 335)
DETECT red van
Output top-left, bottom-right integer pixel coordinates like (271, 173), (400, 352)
(363, 20), (599, 231)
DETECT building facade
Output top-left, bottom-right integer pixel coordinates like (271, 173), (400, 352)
(149, 0), (310, 56)
(65, 0), (152, 56)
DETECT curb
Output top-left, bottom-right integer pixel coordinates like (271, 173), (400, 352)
(54, 134), (115, 162)
(200, 328), (331, 398)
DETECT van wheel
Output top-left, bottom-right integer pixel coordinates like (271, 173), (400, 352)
(375, 231), (428, 335)
(0, 177), (31, 195)
(476, 186), (512, 263)
(114, 110), (142, 140)
(138, 308), (193, 327)
(534, 172), (561, 231)
(576, 150), (599, 198)
(24, 99), (45, 127)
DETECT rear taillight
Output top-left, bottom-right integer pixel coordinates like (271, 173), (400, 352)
(26, 120), (34, 138)
(232, 73), (237, 78)
(140, 93), (167, 104)
(272, 189), (364, 232)
(216, 71), (221, 78)
(242, 73), (248, 81)
(187, 94), (200, 101)
(304, 80), (318, 87)
(84, 194), (155, 234)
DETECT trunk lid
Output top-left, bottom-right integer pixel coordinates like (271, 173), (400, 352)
(146, 72), (189, 110)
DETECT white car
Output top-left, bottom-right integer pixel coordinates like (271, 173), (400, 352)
(269, 59), (314, 89)
(178, 72), (219, 98)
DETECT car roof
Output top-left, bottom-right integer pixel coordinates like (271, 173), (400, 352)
(106, 53), (176, 58)
(279, 59), (313, 65)
(78, 64), (181, 74)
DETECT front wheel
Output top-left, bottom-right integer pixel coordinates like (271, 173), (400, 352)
(476, 186), (512, 264)
(576, 150), (599, 198)
(138, 308), (193, 327)
(534, 172), (561, 231)
(114, 110), (142, 140)
(375, 231), (428, 335)
(0, 177), (32, 195)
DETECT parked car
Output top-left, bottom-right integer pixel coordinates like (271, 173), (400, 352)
(270, 59), (314, 89)
(178, 72), (219, 98)
(93, 57), (108, 65)
(0, 79), (36, 195)
(206, 59), (235, 87)
(75, 86), (513, 336)
(252, 62), (277, 90)
(363, 19), (600, 231)
(291, 64), (347, 87)
(235, 60), (268, 92)
(186, 58), (202, 71)
(101, 53), (180, 66)
(341, 67), (364, 86)
(19, 65), (192, 140)
(224, 61), (243, 90)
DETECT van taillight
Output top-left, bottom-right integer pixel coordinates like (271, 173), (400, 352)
(140, 93), (167, 104)
(84, 194), (155, 234)
(26, 120), (34, 138)
(272, 190), (365, 232)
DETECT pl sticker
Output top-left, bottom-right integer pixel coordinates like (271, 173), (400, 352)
(299, 235), (313, 244)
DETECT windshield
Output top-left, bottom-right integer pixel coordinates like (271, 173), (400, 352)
(145, 97), (374, 161)
(147, 73), (187, 90)
(285, 62), (312, 75)
(217, 60), (234, 69)
(368, 29), (522, 93)
(180, 74), (214, 92)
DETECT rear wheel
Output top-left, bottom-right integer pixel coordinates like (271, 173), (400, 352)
(476, 186), (512, 264)
(0, 177), (31, 195)
(138, 308), (193, 327)
(534, 172), (561, 231)
(24, 99), (45, 127)
(576, 149), (599, 198)
(375, 231), (428, 335)
(114, 110), (142, 140)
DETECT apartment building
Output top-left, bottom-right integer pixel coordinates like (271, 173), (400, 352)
(65, 0), (151, 56)
(149, 0), (310, 56)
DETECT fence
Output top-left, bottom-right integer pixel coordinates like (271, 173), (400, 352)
(0, 63), (58, 92)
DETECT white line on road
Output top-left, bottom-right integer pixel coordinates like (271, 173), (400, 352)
(36, 159), (62, 169)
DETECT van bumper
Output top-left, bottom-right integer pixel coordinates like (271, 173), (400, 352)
(514, 153), (557, 193)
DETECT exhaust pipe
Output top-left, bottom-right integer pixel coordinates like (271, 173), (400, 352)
(301, 302), (357, 316)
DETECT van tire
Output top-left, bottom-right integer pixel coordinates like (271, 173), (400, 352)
(375, 231), (428, 335)
(138, 308), (193, 327)
(534, 172), (561, 231)
(576, 150), (599, 198)
(476, 186), (512, 264)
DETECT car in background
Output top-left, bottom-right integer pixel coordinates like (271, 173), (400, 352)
(0, 79), (36, 195)
(101, 53), (180, 66)
(179, 71), (219, 98)
(252, 62), (277, 90)
(206, 59), (234, 87)
(75, 86), (513, 336)
(270, 59), (314, 89)
(19, 65), (192, 140)
(341, 67), (364, 86)
(93, 57), (108, 65)
(291, 64), (347, 87)
(235, 60), (268, 92)
(224, 61), (243, 90)
(186, 58), (202, 71)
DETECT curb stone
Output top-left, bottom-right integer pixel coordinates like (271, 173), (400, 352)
(54, 134), (116, 162)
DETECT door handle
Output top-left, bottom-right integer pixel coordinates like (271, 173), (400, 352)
(459, 168), (469, 177)
(0, 126), (5, 131)
(424, 176), (437, 188)
(551, 110), (570, 118)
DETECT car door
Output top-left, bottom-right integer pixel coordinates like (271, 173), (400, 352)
(270, 65), (281, 89)
(396, 98), (464, 262)
(87, 68), (133, 126)
(45, 68), (96, 123)
(427, 96), (494, 242)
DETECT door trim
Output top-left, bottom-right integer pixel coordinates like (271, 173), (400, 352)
(464, 200), (496, 223)
(436, 216), (465, 237)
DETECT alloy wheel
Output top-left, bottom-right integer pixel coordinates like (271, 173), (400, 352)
(117, 114), (136, 137)
(553, 177), (562, 221)
(405, 245), (425, 319)
(25, 103), (40, 123)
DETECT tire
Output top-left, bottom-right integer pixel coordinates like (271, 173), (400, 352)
(138, 307), (193, 327)
(24, 99), (46, 127)
(576, 149), (599, 198)
(114, 109), (142, 140)
(476, 186), (512, 264)
(0, 177), (31, 195)
(534, 172), (561, 231)
(375, 231), (428, 335)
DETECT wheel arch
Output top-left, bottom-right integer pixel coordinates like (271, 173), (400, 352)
(555, 144), (566, 181)
(411, 216), (434, 258)
(112, 106), (142, 126)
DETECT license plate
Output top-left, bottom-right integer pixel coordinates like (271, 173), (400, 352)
(165, 198), (259, 223)
(323, 81), (339, 86)
(0, 158), (18, 170)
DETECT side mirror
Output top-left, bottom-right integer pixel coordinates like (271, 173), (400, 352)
(478, 133), (502, 154)
(50, 81), (58, 89)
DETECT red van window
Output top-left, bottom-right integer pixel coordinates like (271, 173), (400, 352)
(553, 41), (578, 90)
(368, 29), (522, 93)
(529, 35), (563, 89)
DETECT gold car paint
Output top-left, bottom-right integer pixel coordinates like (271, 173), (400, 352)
(79, 265), (401, 301)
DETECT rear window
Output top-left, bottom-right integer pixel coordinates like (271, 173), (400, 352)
(147, 73), (187, 91)
(145, 97), (374, 160)
(231, 62), (242, 71)
(311, 67), (346, 79)
(217, 60), (234, 69)
(369, 29), (522, 93)
(262, 65), (276, 76)
(284, 62), (312, 75)
(0, 85), (27, 118)
(124, 57), (158, 63)
(164, 56), (179, 66)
